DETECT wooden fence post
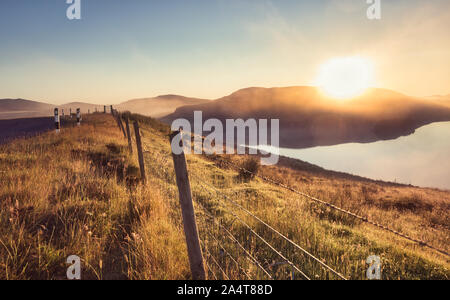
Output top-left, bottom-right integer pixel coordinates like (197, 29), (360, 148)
(114, 112), (121, 130)
(116, 113), (127, 138)
(170, 130), (206, 280)
(125, 117), (133, 154)
(133, 121), (147, 183)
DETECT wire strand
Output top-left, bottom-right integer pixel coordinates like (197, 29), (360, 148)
(191, 172), (347, 280)
(204, 227), (253, 280)
(194, 187), (274, 279)
(215, 157), (450, 258)
(192, 176), (311, 280)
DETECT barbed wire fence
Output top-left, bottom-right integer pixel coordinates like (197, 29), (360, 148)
(114, 113), (449, 280)
(134, 123), (347, 280)
(212, 158), (450, 258)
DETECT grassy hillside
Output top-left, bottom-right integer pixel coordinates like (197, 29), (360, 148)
(0, 114), (448, 280)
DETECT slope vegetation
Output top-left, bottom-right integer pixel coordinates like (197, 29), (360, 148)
(0, 114), (448, 279)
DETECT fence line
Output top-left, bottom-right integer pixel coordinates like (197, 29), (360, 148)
(129, 121), (347, 279)
(190, 172), (347, 280)
(116, 117), (448, 281)
(194, 199), (274, 279)
(191, 174), (316, 280)
(213, 157), (450, 258)
(204, 229), (253, 280)
(200, 239), (230, 280)
(186, 130), (449, 257)
(203, 254), (218, 280)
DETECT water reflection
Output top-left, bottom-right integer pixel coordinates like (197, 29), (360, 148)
(261, 122), (450, 190)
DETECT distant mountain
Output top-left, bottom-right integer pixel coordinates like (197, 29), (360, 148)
(117, 95), (210, 118)
(0, 99), (106, 119)
(161, 86), (450, 148)
(0, 98), (54, 119)
(0, 95), (210, 120)
(0, 98), (53, 111)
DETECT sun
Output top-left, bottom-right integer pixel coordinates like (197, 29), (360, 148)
(315, 57), (374, 99)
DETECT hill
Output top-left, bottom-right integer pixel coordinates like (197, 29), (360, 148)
(117, 95), (210, 118)
(161, 87), (450, 148)
(0, 113), (448, 279)
(0, 95), (210, 120)
(0, 99), (105, 119)
(0, 98), (54, 119)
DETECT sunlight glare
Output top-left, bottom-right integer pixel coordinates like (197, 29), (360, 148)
(316, 57), (374, 99)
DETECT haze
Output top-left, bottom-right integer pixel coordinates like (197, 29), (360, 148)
(0, 0), (449, 104)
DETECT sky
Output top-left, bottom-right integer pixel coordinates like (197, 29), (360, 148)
(0, 0), (449, 104)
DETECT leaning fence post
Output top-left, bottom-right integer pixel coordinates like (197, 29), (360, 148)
(54, 108), (60, 133)
(117, 113), (127, 138)
(133, 121), (147, 183)
(125, 117), (133, 154)
(113, 110), (121, 130)
(170, 130), (206, 280)
(114, 113), (120, 129)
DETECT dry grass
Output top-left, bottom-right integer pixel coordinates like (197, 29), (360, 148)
(135, 119), (449, 280)
(257, 161), (450, 258)
(0, 114), (188, 279)
(0, 113), (448, 280)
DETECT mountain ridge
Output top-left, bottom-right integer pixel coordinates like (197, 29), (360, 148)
(0, 95), (210, 119)
(2, 87), (450, 148)
(116, 95), (210, 118)
(161, 86), (450, 148)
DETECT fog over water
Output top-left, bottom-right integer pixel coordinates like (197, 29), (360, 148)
(261, 122), (450, 190)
